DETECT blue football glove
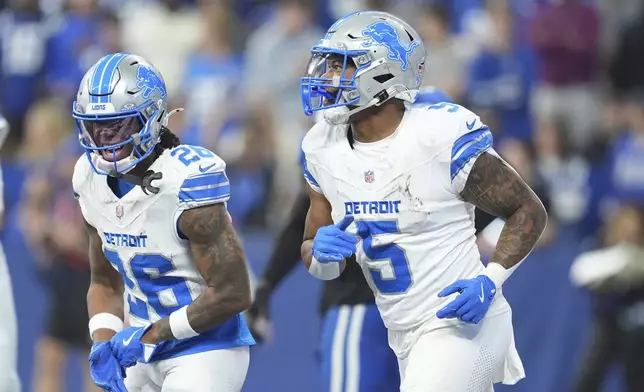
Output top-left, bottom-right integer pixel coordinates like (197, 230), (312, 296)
(88, 341), (128, 392)
(109, 325), (158, 368)
(312, 216), (358, 262)
(436, 275), (497, 324)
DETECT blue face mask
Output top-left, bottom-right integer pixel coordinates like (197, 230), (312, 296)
(300, 47), (370, 116)
(73, 100), (158, 175)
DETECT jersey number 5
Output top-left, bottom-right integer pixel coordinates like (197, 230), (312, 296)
(104, 250), (193, 321)
(356, 220), (412, 294)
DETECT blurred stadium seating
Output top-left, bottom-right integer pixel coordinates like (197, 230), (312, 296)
(2, 0), (644, 391)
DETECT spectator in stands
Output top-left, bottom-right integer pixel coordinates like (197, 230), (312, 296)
(44, 0), (103, 104)
(180, 0), (243, 151)
(534, 118), (591, 224)
(243, 0), (322, 218)
(530, 0), (599, 152)
(570, 205), (644, 392)
(605, 96), (644, 205)
(609, 8), (644, 100)
(226, 112), (275, 228)
(18, 99), (97, 392)
(119, 0), (203, 99)
(0, 0), (51, 150)
(466, 0), (536, 142)
(416, 3), (467, 102)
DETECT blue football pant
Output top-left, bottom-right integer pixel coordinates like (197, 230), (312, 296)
(319, 303), (399, 392)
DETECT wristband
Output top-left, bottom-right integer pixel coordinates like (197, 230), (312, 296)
(88, 313), (124, 340)
(482, 262), (515, 288)
(308, 256), (342, 280)
(169, 305), (199, 340)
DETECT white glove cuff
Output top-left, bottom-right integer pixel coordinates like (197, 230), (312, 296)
(169, 305), (199, 340)
(88, 313), (124, 340)
(308, 256), (341, 280)
(482, 262), (513, 288)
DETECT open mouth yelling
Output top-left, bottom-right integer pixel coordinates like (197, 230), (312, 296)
(100, 145), (130, 162)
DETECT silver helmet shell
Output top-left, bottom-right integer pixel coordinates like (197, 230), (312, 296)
(72, 52), (170, 175)
(301, 11), (426, 124)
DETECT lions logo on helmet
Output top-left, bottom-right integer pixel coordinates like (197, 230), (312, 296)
(137, 64), (167, 99)
(72, 53), (172, 176)
(362, 22), (420, 71)
(300, 11), (426, 125)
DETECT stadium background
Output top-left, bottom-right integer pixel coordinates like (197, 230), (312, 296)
(1, 0), (643, 391)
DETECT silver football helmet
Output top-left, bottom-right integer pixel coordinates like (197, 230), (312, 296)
(72, 53), (177, 175)
(301, 11), (426, 125)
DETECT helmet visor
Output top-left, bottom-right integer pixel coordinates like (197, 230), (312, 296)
(80, 116), (142, 149)
(301, 50), (362, 116)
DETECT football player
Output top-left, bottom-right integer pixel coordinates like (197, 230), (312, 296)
(72, 53), (255, 391)
(299, 11), (547, 391)
(248, 87), (454, 392)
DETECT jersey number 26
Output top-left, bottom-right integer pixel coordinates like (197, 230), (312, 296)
(105, 250), (192, 321)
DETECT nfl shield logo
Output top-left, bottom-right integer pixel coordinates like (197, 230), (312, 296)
(115, 205), (124, 220)
(364, 170), (375, 183)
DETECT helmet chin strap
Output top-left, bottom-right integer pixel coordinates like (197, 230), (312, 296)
(323, 96), (382, 125)
(110, 169), (163, 195)
(322, 85), (412, 125)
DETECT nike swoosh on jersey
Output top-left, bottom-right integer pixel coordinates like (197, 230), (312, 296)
(466, 119), (477, 130)
(199, 163), (217, 173)
(479, 283), (485, 302)
(122, 330), (138, 346)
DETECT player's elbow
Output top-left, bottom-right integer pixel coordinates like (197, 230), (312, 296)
(526, 198), (548, 236)
(234, 286), (253, 313)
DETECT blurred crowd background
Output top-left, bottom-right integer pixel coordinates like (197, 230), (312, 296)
(1, 0), (644, 391)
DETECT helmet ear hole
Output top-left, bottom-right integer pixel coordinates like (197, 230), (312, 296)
(373, 73), (394, 84)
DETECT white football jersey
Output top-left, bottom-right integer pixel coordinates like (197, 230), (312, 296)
(73, 145), (255, 360)
(302, 103), (511, 331)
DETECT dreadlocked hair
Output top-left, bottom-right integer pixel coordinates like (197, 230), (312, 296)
(155, 126), (181, 155)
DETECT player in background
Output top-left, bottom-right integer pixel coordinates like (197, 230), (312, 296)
(300, 11), (547, 392)
(247, 87), (453, 392)
(0, 114), (20, 392)
(72, 53), (255, 391)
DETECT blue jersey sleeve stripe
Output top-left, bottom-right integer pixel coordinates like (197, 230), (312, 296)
(451, 126), (490, 159)
(450, 129), (493, 180)
(180, 171), (227, 191)
(303, 163), (320, 187)
(178, 183), (230, 204)
(300, 142), (320, 187)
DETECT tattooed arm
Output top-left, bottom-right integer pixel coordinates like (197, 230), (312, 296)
(141, 203), (252, 344)
(461, 152), (547, 271)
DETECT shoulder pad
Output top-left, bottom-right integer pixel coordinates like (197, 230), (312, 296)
(164, 145), (230, 209)
(408, 103), (486, 150)
(301, 120), (347, 165)
(165, 144), (227, 179)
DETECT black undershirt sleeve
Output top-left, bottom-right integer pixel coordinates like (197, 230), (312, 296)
(261, 190), (310, 292)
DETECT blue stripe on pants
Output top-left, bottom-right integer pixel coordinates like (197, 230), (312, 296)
(319, 304), (400, 392)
